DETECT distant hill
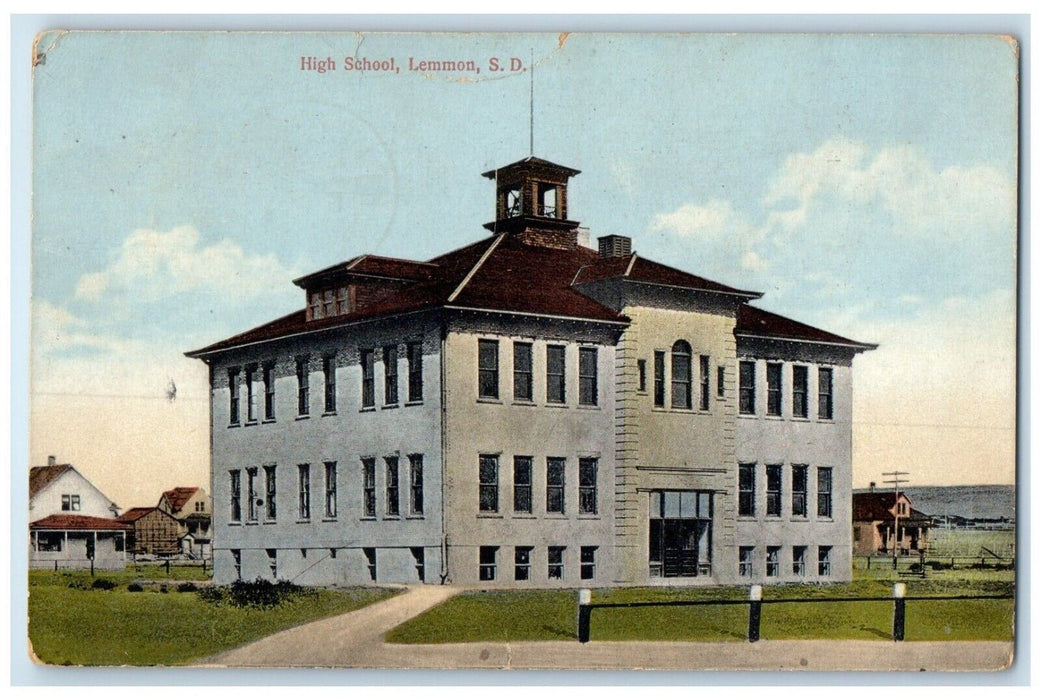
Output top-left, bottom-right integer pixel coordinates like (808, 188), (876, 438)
(853, 485), (1015, 521)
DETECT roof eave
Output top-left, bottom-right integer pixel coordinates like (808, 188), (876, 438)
(735, 331), (878, 352)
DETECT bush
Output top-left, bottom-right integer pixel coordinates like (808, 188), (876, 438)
(197, 586), (226, 604)
(127, 583), (144, 592)
(177, 582), (198, 593)
(159, 584), (169, 594)
(91, 578), (118, 590)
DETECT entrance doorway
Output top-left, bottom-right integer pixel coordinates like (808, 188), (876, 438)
(648, 490), (713, 577)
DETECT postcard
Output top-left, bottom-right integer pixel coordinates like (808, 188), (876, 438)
(27, 30), (1017, 671)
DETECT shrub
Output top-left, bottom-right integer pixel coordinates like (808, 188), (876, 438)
(228, 578), (302, 608)
(177, 582), (198, 593)
(91, 578), (118, 590)
(159, 584), (169, 594)
(127, 583), (144, 592)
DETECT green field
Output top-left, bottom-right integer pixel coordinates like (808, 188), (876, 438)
(386, 574), (1014, 644)
(28, 570), (398, 666)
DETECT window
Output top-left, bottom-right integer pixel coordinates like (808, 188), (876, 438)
(766, 465), (782, 517)
(411, 547), (425, 581)
(699, 356), (707, 410)
(479, 454), (499, 512)
(548, 546), (565, 579)
(817, 467), (833, 518)
(309, 292), (322, 320)
(538, 183), (557, 217)
(35, 533), (62, 552)
(383, 345), (398, 405)
(649, 490), (714, 577)
(246, 468), (258, 521)
(671, 340), (692, 409)
(409, 454), (424, 515)
(546, 344), (566, 404)
(479, 546), (498, 581)
(363, 547), (377, 581)
(513, 456), (533, 513)
(263, 364), (275, 420)
(818, 546), (832, 576)
(581, 546), (597, 580)
(738, 463), (756, 517)
(296, 358), (309, 416)
(818, 367), (834, 419)
(230, 470), (241, 522)
(264, 465), (277, 520)
(228, 368), (241, 424)
(637, 359), (647, 392)
(231, 549), (241, 580)
(793, 546), (807, 577)
(361, 350), (375, 408)
(653, 351), (666, 407)
(61, 494), (81, 512)
(717, 365), (725, 398)
(766, 546), (780, 577)
(245, 365), (257, 422)
(267, 548), (277, 579)
(337, 286), (350, 315)
(407, 342), (423, 402)
(362, 458), (376, 517)
(766, 362), (782, 416)
(478, 339), (499, 399)
(546, 457), (565, 514)
(505, 186), (523, 216)
(514, 546), (532, 580)
(323, 289), (335, 318)
(513, 342), (533, 401)
(739, 546), (754, 578)
(579, 347), (598, 406)
(323, 356), (336, 413)
(324, 461), (337, 518)
(298, 464), (310, 520)
(385, 457), (400, 516)
(579, 457), (598, 515)
(739, 361), (756, 414)
(792, 465), (808, 518)
(793, 365), (808, 418)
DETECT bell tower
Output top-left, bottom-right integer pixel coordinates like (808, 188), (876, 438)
(482, 157), (582, 248)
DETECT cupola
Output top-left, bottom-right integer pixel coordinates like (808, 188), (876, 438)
(482, 157), (582, 248)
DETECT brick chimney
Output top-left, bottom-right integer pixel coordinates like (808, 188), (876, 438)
(598, 234), (632, 258)
(48, 455), (56, 467)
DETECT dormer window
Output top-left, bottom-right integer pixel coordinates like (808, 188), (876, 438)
(323, 290), (335, 318)
(309, 293), (323, 320)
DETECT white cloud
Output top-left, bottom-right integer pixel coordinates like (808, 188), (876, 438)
(650, 199), (737, 239)
(740, 250), (768, 272)
(74, 225), (298, 303)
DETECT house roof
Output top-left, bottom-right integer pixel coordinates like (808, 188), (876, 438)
(853, 492), (932, 523)
(29, 464), (73, 500)
(293, 254), (438, 288)
(481, 156), (582, 179)
(117, 507), (158, 523)
(161, 487), (200, 512)
(30, 514), (130, 531)
(572, 253), (761, 298)
(736, 305), (877, 350)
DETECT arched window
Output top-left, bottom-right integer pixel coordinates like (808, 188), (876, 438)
(671, 340), (692, 409)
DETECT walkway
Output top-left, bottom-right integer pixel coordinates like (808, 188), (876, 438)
(203, 586), (1012, 671)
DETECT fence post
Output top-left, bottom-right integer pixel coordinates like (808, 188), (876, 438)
(166, 559), (171, 576)
(892, 582), (906, 642)
(748, 585), (762, 643)
(577, 588), (592, 643)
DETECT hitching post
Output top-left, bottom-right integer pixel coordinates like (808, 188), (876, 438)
(748, 585), (763, 643)
(892, 582), (906, 642)
(577, 588), (592, 643)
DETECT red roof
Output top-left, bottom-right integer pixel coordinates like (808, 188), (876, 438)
(29, 464), (73, 500)
(161, 487), (199, 512)
(30, 514), (130, 531)
(736, 305), (876, 349)
(117, 507), (158, 523)
(853, 492), (932, 523)
(572, 253), (760, 297)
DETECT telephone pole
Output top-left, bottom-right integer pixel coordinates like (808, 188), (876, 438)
(882, 470), (909, 570)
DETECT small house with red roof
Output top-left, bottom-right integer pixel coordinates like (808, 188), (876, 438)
(117, 507), (182, 556)
(853, 491), (933, 556)
(187, 156), (875, 587)
(157, 486), (212, 558)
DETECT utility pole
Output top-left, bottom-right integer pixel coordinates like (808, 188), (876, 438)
(882, 470), (909, 570)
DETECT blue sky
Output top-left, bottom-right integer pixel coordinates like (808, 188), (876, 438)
(30, 32), (1017, 506)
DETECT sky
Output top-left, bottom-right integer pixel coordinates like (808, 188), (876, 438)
(29, 31), (1018, 509)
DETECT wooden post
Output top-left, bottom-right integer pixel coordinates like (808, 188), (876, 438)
(748, 585), (762, 643)
(892, 582), (906, 642)
(576, 589), (591, 643)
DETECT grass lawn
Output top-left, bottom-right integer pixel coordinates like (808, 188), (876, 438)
(28, 570), (398, 666)
(386, 574), (1014, 644)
